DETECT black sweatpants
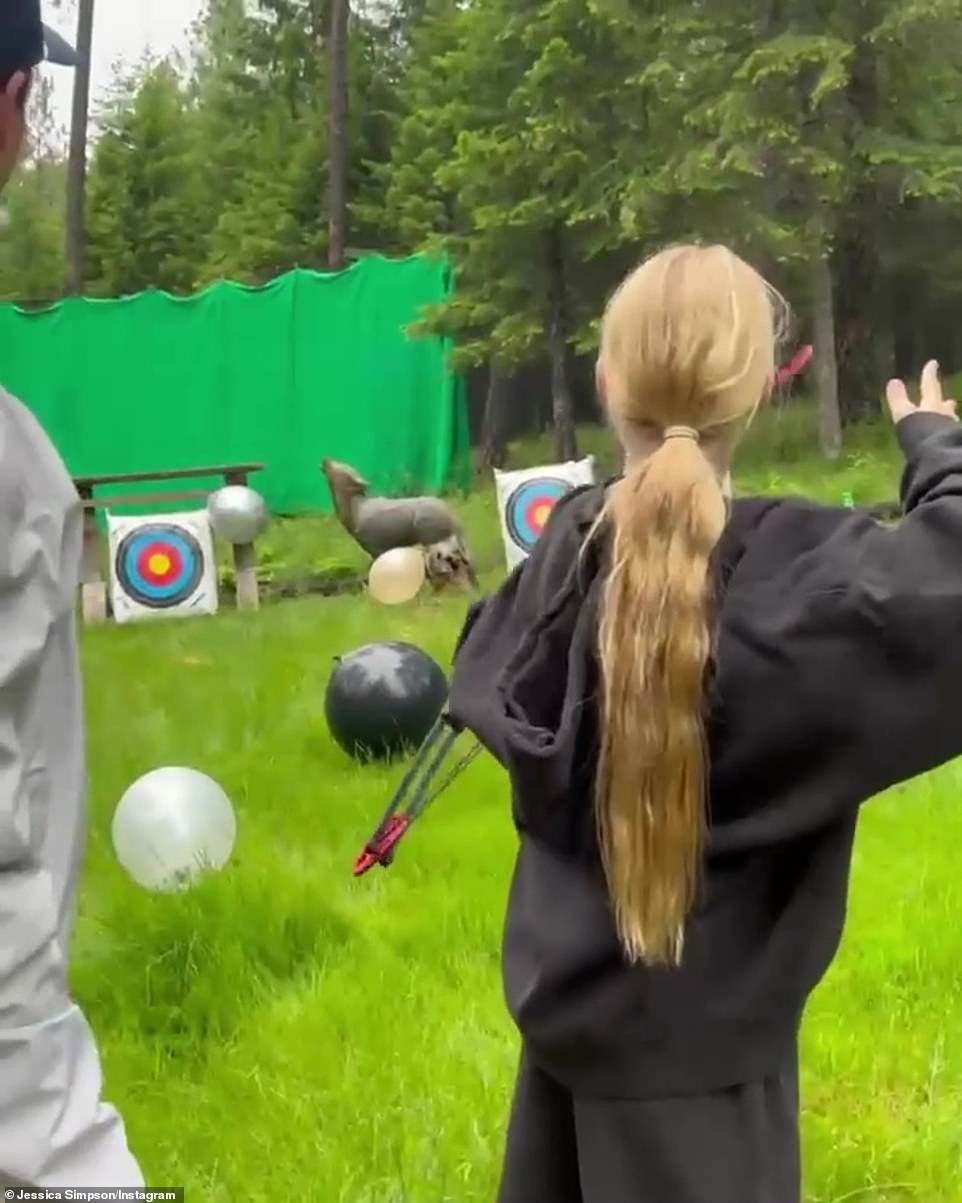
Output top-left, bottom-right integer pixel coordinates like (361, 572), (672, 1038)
(497, 1050), (801, 1203)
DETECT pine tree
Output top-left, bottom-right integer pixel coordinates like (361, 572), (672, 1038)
(386, 0), (634, 460)
(86, 63), (206, 295)
(65, 0), (95, 294)
(613, 0), (962, 452)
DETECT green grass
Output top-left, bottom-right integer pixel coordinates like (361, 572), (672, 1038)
(73, 416), (962, 1201)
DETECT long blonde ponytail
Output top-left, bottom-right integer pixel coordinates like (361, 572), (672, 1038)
(596, 245), (779, 966)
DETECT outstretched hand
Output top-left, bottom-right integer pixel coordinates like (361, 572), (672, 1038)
(886, 360), (958, 425)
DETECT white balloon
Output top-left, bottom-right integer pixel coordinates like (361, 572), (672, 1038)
(207, 486), (269, 545)
(112, 767), (237, 893)
(368, 547), (426, 605)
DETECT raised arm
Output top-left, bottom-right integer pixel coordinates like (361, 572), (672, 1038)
(714, 362), (962, 839)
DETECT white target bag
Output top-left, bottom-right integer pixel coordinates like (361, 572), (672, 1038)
(495, 456), (596, 572)
(107, 510), (219, 624)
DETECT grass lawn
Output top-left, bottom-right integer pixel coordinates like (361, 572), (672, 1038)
(74, 412), (962, 1201)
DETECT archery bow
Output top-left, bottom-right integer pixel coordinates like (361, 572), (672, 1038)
(775, 344), (813, 387)
(353, 714), (482, 877)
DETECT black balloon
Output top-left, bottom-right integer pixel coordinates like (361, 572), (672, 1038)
(325, 642), (448, 762)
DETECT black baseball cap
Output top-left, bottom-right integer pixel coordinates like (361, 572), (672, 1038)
(1, 0), (78, 75)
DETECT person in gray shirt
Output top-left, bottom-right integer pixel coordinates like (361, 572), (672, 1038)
(0, 3), (142, 1187)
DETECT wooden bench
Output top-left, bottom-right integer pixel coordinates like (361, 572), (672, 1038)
(74, 463), (265, 624)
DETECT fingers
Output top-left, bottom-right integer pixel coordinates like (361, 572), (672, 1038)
(885, 378), (914, 423)
(887, 362), (958, 424)
(920, 360), (959, 420)
(920, 360), (943, 410)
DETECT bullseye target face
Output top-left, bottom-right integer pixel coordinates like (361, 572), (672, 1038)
(107, 511), (218, 624)
(115, 524), (204, 609)
(504, 477), (572, 553)
(495, 459), (597, 571)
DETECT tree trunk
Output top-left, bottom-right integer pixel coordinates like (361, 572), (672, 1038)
(892, 265), (922, 380)
(328, 0), (350, 271)
(480, 361), (509, 469)
(834, 213), (886, 424)
(834, 22), (884, 423)
(811, 251), (842, 460)
(545, 226), (578, 462)
(757, 0), (785, 276)
(64, 0), (95, 295)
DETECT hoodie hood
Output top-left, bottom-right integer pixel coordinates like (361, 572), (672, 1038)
(450, 485), (605, 855)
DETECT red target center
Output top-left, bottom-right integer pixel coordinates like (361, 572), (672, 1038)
(524, 495), (557, 535)
(136, 541), (183, 585)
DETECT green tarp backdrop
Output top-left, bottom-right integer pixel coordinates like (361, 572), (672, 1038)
(0, 256), (469, 514)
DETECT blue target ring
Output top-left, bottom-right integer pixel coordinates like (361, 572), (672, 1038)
(115, 524), (204, 610)
(505, 477), (572, 553)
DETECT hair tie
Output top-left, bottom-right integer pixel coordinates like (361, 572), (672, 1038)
(662, 425), (700, 443)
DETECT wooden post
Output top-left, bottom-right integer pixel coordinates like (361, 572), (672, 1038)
(78, 487), (107, 624)
(224, 468), (260, 612)
(232, 542), (259, 612)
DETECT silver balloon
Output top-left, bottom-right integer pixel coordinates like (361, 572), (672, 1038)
(112, 767), (237, 893)
(207, 486), (269, 545)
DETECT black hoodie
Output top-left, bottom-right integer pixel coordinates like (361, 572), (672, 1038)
(448, 413), (962, 1100)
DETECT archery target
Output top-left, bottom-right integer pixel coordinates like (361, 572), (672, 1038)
(505, 477), (571, 552)
(108, 511), (218, 624)
(495, 457), (596, 571)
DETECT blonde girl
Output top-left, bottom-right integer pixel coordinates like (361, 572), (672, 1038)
(449, 244), (960, 1202)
